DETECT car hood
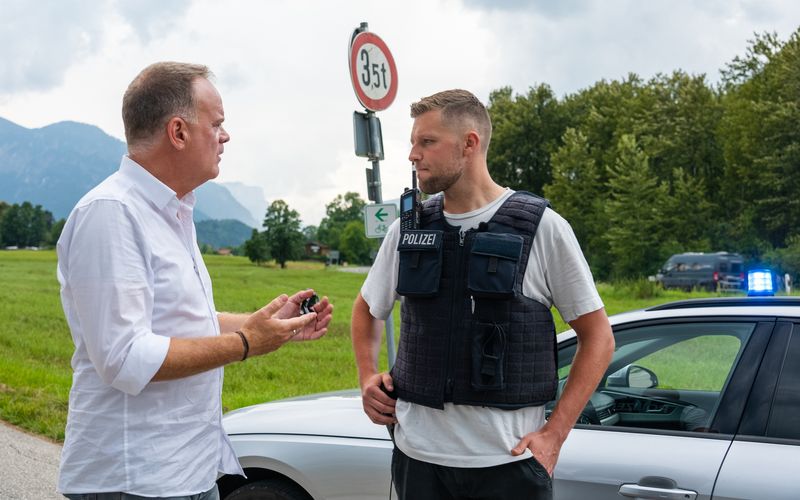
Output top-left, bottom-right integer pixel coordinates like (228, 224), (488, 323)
(223, 389), (391, 441)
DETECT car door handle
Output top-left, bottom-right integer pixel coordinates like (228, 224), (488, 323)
(619, 483), (697, 499)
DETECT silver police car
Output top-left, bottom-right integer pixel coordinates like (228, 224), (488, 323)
(218, 297), (800, 500)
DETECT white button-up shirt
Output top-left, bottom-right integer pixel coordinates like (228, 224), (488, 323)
(56, 156), (242, 496)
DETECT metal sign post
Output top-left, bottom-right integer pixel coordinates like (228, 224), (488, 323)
(349, 22), (398, 367)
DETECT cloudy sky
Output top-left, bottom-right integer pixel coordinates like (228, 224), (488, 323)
(1, 0), (798, 226)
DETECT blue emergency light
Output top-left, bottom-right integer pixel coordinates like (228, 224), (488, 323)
(747, 269), (775, 296)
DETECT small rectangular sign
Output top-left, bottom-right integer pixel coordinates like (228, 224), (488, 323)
(353, 111), (384, 160)
(364, 203), (397, 239)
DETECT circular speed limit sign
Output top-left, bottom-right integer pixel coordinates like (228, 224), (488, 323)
(349, 31), (398, 112)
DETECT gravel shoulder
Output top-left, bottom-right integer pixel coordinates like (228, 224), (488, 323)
(0, 420), (62, 499)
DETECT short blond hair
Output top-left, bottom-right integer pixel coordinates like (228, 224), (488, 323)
(122, 62), (212, 146)
(410, 89), (492, 152)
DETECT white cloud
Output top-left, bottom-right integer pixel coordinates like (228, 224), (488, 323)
(114, 0), (187, 44)
(0, 0), (108, 93)
(462, 0), (800, 97)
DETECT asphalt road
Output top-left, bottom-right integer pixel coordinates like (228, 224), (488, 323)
(336, 265), (370, 274)
(0, 421), (62, 499)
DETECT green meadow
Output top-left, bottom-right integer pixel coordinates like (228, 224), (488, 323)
(0, 250), (721, 441)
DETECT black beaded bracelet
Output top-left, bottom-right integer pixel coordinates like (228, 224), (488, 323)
(235, 330), (249, 361)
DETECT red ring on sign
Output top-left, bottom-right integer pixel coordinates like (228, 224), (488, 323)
(349, 32), (398, 112)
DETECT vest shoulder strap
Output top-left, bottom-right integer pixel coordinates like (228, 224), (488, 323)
(489, 191), (549, 239)
(420, 195), (445, 229)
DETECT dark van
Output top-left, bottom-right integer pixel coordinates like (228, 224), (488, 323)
(657, 252), (745, 291)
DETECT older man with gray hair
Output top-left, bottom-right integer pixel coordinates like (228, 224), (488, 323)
(57, 62), (333, 499)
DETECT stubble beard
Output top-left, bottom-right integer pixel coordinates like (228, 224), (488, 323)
(419, 169), (464, 195)
(418, 151), (466, 195)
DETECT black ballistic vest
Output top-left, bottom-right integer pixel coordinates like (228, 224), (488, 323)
(391, 192), (558, 410)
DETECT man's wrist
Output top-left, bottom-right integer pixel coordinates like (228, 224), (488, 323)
(540, 416), (572, 443)
(357, 369), (379, 388)
(235, 330), (250, 361)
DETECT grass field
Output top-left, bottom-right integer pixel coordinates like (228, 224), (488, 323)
(0, 250), (723, 441)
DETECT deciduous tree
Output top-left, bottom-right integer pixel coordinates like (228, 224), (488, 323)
(317, 192), (366, 250)
(244, 229), (270, 266)
(262, 200), (303, 269)
(339, 220), (372, 265)
(487, 85), (568, 194)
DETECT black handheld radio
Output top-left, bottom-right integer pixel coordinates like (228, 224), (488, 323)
(400, 169), (421, 231)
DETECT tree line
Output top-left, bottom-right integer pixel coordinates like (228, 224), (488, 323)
(486, 29), (800, 280)
(244, 192), (378, 268)
(0, 190), (377, 265)
(0, 201), (64, 248)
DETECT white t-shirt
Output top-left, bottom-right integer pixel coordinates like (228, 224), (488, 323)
(361, 189), (603, 468)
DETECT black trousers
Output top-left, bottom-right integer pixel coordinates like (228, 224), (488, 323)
(392, 447), (553, 500)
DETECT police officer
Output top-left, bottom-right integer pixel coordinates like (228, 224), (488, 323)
(351, 89), (615, 499)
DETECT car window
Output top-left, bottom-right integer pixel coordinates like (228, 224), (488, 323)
(765, 324), (800, 440)
(554, 322), (755, 433)
(632, 335), (741, 391)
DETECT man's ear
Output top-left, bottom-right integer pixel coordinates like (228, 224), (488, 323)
(463, 130), (481, 156)
(166, 117), (189, 150)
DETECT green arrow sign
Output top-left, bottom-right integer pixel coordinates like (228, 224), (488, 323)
(365, 203), (397, 239)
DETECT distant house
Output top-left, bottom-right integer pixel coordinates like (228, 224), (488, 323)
(216, 248), (233, 256)
(304, 241), (329, 257)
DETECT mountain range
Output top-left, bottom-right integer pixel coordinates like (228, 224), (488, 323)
(0, 117), (267, 246)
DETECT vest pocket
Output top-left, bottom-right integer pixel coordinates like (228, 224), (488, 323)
(471, 320), (507, 391)
(468, 232), (524, 298)
(396, 230), (444, 297)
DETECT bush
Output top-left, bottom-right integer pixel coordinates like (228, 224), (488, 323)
(608, 279), (665, 300)
(763, 234), (800, 284)
(300, 254), (328, 263)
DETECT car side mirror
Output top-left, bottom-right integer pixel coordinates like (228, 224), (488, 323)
(628, 365), (658, 388)
(607, 364), (659, 389)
